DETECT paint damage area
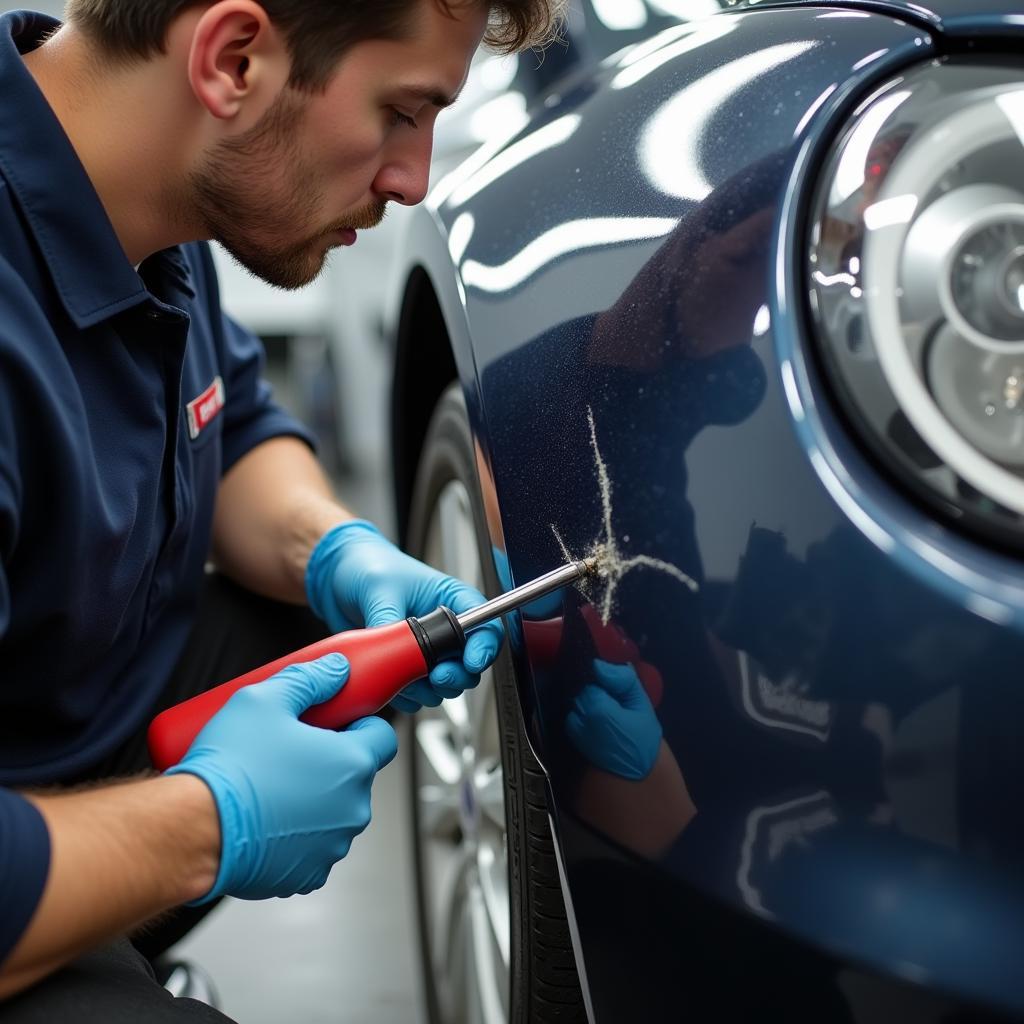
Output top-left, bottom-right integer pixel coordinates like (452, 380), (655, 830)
(552, 406), (698, 624)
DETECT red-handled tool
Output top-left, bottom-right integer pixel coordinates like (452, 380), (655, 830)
(148, 556), (597, 771)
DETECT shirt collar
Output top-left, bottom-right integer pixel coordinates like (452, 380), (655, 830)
(0, 12), (194, 328)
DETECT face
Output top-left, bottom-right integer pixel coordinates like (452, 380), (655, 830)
(190, 0), (488, 289)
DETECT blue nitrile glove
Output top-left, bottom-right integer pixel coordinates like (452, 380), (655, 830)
(305, 520), (504, 713)
(566, 659), (663, 780)
(166, 653), (397, 903)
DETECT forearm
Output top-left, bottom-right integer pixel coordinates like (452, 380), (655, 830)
(210, 436), (357, 603)
(0, 774), (219, 1000)
(575, 742), (697, 860)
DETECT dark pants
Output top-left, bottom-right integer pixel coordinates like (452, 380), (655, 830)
(1, 573), (326, 1023)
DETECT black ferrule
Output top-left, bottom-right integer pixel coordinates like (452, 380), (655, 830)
(407, 606), (466, 670)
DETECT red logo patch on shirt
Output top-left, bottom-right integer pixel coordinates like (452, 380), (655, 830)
(186, 376), (225, 440)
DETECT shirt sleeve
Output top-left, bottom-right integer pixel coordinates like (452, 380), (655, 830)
(0, 369), (51, 967)
(188, 243), (318, 475)
(0, 788), (50, 968)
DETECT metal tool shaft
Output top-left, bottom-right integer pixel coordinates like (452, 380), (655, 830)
(456, 557), (596, 633)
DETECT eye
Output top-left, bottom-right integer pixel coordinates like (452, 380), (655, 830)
(389, 108), (418, 129)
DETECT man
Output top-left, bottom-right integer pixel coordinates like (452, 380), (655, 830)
(0, 0), (559, 1016)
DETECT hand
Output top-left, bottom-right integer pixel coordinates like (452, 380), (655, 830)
(166, 653), (397, 902)
(305, 520), (504, 712)
(566, 660), (663, 781)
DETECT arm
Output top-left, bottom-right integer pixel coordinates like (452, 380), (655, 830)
(210, 435), (356, 604)
(0, 774), (219, 1001)
(566, 661), (697, 860)
(3, 655), (398, 1002)
(213, 436), (505, 713)
(575, 741), (696, 860)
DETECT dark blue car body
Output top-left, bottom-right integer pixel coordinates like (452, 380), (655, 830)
(390, 2), (1024, 1019)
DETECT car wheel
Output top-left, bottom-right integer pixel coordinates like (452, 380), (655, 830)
(405, 382), (587, 1024)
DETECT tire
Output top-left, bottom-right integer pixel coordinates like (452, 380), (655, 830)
(405, 382), (587, 1024)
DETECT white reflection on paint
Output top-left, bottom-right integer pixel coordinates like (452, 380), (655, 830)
(966, 593), (1014, 626)
(649, 0), (725, 16)
(753, 304), (771, 336)
(613, 23), (696, 72)
(852, 48), (890, 72)
(460, 217), (676, 293)
(448, 213), (475, 265)
(429, 116), (533, 212)
(863, 193), (918, 231)
(738, 791), (832, 918)
(830, 89), (911, 205)
(809, 450), (895, 553)
(592, 0), (647, 30)
(793, 82), (837, 139)
(468, 91), (529, 145)
(780, 359), (804, 422)
(611, 19), (739, 91)
(639, 42), (817, 202)
(447, 114), (581, 208)
(996, 89), (1024, 147)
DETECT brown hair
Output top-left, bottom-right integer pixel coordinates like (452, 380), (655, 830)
(64, 0), (565, 90)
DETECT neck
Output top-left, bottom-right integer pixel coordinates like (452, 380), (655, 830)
(21, 24), (206, 265)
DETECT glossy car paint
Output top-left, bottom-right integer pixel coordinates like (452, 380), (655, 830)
(730, 0), (1024, 37)
(393, 2), (1024, 1020)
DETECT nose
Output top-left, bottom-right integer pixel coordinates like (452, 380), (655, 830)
(373, 132), (434, 207)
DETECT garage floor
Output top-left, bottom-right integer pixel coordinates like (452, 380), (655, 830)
(174, 732), (427, 1024)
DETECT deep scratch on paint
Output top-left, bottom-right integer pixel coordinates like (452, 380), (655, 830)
(552, 406), (698, 624)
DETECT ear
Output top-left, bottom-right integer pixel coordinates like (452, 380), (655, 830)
(187, 0), (291, 122)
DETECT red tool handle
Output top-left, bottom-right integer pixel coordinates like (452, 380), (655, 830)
(148, 620), (427, 771)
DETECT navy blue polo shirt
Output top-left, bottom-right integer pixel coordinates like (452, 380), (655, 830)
(0, 10), (315, 964)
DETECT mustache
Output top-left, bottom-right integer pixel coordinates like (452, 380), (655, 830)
(330, 200), (389, 233)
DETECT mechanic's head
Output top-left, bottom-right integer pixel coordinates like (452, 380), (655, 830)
(61, 0), (561, 287)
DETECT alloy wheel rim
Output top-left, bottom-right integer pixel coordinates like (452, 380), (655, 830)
(415, 479), (511, 1024)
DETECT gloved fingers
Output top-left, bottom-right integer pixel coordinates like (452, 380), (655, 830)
(345, 716), (399, 770)
(397, 678), (444, 708)
(592, 659), (647, 707)
(389, 694), (422, 714)
(575, 681), (625, 721)
(437, 584), (503, 674)
(462, 622), (504, 675)
(360, 583), (407, 630)
(429, 661), (479, 695)
(262, 654), (349, 717)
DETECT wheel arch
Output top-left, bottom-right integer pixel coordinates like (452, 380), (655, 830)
(390, 265), (458, 547)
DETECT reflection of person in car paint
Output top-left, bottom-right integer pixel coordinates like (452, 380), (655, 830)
(480, 152), (783, 864)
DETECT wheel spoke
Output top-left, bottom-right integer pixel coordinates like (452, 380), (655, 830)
(437, 844), (474, 974)
(415, 458), (513, 1024)
(477, 843), (511, 971)
(417, 783), (460, 842)
(469, 882), (510, 1024)
(468, 672), (498, 757)
(440, 690), (471, 734)
(415, 718), (461, 787)
(474, 764), (506, 832)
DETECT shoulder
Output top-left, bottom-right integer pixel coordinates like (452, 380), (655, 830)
(0, 178), (54, 342)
